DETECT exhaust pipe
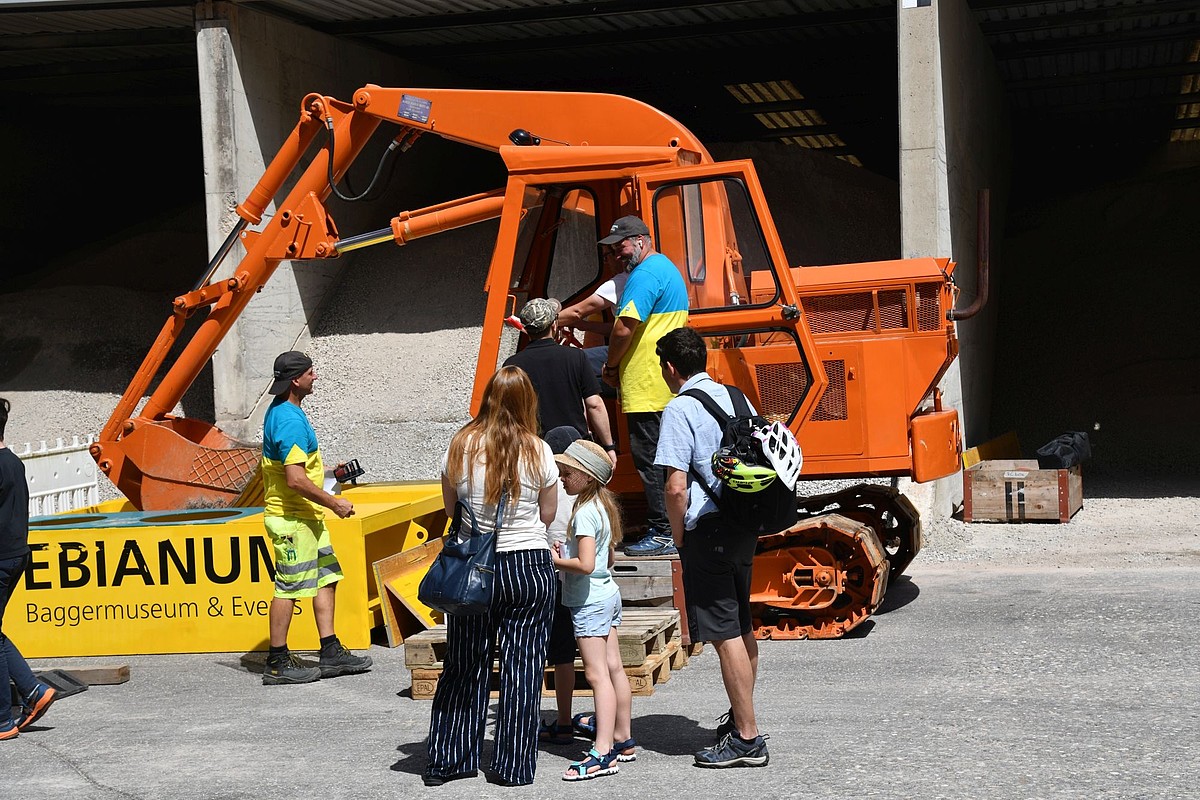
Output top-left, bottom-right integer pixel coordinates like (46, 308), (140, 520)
(949, 188), (990, 321)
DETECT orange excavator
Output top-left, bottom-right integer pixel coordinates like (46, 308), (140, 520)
(90, 86), (963, 639)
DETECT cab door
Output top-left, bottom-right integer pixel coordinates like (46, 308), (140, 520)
(636, 161), (827, 431)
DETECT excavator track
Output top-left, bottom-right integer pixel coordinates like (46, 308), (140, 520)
(750, 483), (922, 640)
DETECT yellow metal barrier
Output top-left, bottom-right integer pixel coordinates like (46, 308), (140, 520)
(9, 481), (446, 657)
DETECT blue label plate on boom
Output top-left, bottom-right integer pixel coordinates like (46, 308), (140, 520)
(397, 94), (431, 124)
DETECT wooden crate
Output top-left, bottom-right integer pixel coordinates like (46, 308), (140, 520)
(612, 552), (692, 647)
(962, 459), (1083, 523)
(612, 558), (674, 605)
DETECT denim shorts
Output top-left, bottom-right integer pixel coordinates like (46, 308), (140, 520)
(569, 591), (623, 638)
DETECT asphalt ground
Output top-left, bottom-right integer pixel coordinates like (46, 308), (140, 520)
(4, 559), (1198, 800)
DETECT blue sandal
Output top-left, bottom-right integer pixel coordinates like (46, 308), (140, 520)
(571, 712), (596, 738)
(562, 748), (619, 781)
(538, 718), (575, 745)
(611, 737), (637, 762)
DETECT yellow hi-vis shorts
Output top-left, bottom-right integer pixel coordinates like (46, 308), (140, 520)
(264, 515), (345, 599)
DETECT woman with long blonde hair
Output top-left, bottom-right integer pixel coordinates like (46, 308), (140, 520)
(425, 366), (559, 788)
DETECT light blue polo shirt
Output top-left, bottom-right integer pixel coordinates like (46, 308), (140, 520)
(654, 373), (758, 530)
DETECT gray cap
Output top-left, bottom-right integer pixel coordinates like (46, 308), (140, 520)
(518, 297), (562, 336)
(598, 215), (650, 245)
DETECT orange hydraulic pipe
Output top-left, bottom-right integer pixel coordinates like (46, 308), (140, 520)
(138, 98), (382, 423)
(236, 93), (327, 226)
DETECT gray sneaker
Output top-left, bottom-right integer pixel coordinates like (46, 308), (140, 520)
(262, 653), (321, 685)
(694, 733), (770, 768)
(623, 534), (678, 557)
(319, 641), (373, 678)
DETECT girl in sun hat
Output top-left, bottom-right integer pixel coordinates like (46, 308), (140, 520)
(551, 439), (635, 780)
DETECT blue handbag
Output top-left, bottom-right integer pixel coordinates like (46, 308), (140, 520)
(418, 492), (507, 616)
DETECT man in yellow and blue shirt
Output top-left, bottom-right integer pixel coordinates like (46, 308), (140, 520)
(598, 216), (689, 556)
(260, 350), (371, 685)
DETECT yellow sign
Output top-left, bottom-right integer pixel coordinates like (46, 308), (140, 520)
(10, 482), (447, 657)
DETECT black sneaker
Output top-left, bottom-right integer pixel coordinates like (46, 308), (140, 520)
(694, 732), (770, 768)
(318, 641), (373, 678)
(714, 709), (737, 741)
(262, 653), (321, 685)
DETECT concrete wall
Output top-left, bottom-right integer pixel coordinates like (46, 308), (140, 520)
(195, 3), (457, 442)
(898, 0), (1010, 515)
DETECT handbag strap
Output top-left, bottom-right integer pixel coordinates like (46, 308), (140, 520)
(449, 490), (508, 539)
(492, 490), (509, 535)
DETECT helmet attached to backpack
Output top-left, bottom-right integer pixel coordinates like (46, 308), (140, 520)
(752, 421), (803, 491)
(712, 450), (778, 493)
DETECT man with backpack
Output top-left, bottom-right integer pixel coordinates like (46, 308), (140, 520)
(653, 327), (800, 769)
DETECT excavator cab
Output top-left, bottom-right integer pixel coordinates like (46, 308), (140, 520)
(481, 156), (828, 510)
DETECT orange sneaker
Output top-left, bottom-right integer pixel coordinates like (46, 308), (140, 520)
(17, 684), (57, 731)
(0, 724), (18, 741)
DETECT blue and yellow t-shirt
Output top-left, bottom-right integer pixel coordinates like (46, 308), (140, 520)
(261, 398), (325, 519)
(616, 252), (689, 413)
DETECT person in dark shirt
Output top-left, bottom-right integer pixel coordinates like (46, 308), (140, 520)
(0, 398), (58, 739)
(504, 298), (617, 465)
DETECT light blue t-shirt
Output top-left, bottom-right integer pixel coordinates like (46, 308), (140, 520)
(560, 498), (620, 608)
(655, 373), (757, 530)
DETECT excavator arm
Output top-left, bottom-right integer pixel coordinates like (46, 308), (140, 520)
(92, 87), (713, 510)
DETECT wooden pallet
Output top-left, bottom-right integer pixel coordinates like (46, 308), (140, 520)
(404, 608), (680, 670)
(410, 639), (679, 700)
(405, 608), (688, 700)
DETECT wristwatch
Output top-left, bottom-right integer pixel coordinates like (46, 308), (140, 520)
(600, 443), (617, 452)
(602, 362), (618, 375)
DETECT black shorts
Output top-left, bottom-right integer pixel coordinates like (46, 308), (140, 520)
(680, 514), (759, 643)
(546, 581), (578, 665)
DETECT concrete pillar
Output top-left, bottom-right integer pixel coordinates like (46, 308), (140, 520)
(897, 0), (1011, 517)
(193, 2), (446, 442)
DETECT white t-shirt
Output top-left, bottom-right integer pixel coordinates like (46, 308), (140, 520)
(441, 436), (559, 553)
(547, 483), (572, 548)
(595, 271), (630, 309)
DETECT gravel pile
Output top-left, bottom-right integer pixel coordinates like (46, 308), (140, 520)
(299, 222), (498, 485)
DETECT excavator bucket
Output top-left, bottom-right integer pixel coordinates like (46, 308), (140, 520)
(95, 418), (260, 511)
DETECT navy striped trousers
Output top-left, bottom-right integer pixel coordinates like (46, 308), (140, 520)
(426, 548), (555, 786)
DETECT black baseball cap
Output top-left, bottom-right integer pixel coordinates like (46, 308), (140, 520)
(268, 351), (313, 396)
(598, 215), (650, 245)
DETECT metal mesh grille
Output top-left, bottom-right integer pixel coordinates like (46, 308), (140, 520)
(753, 361), (811, 423)
(813, 360), (847, 421)
(877, 289), (907, 329)
(190, 447), (260, 492)
(801, 293), (874, 333)
(916, 283), (943, 331)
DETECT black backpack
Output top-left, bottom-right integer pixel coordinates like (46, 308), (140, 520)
(679, 386), (799, 536)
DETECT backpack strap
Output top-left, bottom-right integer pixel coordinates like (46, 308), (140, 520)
(681, 385), (752, 420)
(677, 384), (750, 507)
